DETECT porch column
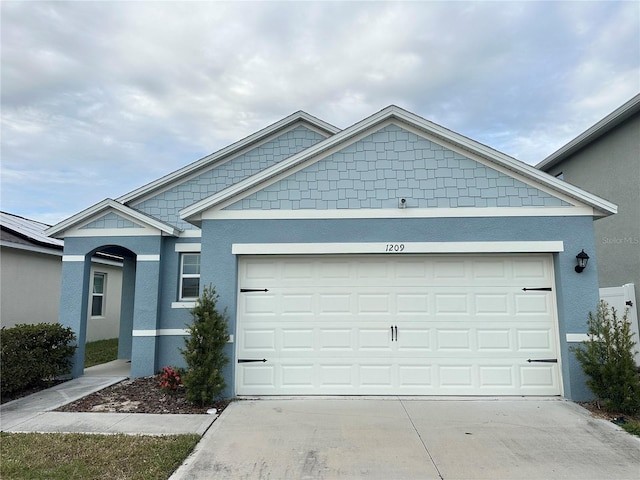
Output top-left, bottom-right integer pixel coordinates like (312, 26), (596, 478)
(118, 256), (136, 360)
(130, 255), (161, 377)
(59, 254), (92, 378)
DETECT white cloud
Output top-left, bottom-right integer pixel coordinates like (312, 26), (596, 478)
(1, 0), (638, 223)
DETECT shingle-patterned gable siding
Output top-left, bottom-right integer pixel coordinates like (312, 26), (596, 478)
(132, 126), (327, 229)
(80, 212), (144, 229)
(225, 124), (569, 210)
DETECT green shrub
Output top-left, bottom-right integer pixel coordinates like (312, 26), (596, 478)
(572, 300), (640, 414)
(181, 285), (230, 405)
(1, 323), (77, 396)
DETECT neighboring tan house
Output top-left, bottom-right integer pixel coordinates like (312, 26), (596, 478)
(536, 94), (639, 332)
(1, 211), (123, 344)
(47, 105), (616, 401)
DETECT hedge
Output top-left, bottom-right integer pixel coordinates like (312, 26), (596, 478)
(1, 323), (77, 396)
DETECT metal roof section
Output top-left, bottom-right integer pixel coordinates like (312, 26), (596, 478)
(0, 211), (64, 249)
(537, 93), (640, 171)
(180, 105), (618, 224)
(46, 199), (182, 238)
(117, 111), (340, 204)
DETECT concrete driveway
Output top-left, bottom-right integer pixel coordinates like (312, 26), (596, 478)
(171, 397), (640, 480)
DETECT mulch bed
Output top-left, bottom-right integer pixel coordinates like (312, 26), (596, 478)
(578, 401), (640, 425)
(56, 375), (229, 415)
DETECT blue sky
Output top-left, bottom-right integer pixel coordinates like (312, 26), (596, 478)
(1, 1), (639, 225)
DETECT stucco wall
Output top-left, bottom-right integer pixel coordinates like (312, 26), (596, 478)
(544, 114), (640, 303)
(0, 247), (62, 327)
(86, 262), (123, 342)
(197, 215), (600, 400)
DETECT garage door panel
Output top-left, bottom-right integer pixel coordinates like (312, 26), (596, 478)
(281, 294), (314, 315)
(479, 365), (514, 387)
(243, 294), (277, 315)
(319, 294), (352, 314)
(320, 329), (353, 350)
(516, 329), (553, 350)
(476, 329), (512, 350)
(359, 329), (393, 350)
(475, 294), (510, 315)
(357, 294), (391, 314)
(241, 329), (276, 351)
(281, 365), (314, 387)
(281, 329), (314, 351)
(236, 254), (561, 396)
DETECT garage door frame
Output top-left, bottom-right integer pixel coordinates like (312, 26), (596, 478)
(234, 241), (565, 396)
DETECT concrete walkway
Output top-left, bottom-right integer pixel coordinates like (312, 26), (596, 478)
(0, 360), (216, 435)
(170, 397), (640, 480)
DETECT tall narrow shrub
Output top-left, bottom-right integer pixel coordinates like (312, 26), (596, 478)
(572, 300), (640, 414)
(181, 285), (230, 405)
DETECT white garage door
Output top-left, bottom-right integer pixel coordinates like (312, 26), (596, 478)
(236, 254), (561, 396)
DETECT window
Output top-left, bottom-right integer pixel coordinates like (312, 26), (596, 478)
(91, 272), (106, 317)
(180, 253), (201, 300)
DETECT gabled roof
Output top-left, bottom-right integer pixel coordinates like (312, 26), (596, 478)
(117, 110), (340, 204)
(537, 93), (640, 170)
(181, 105), (617, 223)
(1, 211), (64, 249)
(45, 199), (181, 238)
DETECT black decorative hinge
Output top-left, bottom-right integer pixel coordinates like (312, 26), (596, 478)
(240, 288), (269, 293)
(626, 300), (634, 307)
(527, 358), (558, 363)
(238, 358), (268, 363)
(522, 287), (552, 292)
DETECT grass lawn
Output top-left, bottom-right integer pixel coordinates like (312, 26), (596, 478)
(84, 338), (119, 368)
(622, 420), (640, 437)
(0, 432), (200, 480)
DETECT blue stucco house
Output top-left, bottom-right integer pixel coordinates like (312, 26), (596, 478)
(47, 106), (616, 400)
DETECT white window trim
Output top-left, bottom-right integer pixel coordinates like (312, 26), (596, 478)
(179, 252), (201, 301)
(172, 301), (196, 309)
(91, 272), (106, 318)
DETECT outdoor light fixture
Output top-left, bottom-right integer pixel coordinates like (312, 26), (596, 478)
(575, 249), (589, 273)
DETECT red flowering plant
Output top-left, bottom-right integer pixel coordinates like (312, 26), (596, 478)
(158, 366), (183, 392)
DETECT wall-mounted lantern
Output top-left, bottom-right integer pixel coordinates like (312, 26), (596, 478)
(575, 249), (590, 273)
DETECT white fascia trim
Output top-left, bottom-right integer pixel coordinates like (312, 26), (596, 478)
(130, 122), (333, 206)
(90, 256), (123, 267)
(0, 240), (63, 257)
(46, 198), (181, 238)
(137, 254), (160, 261)
(232, 241), (565, 255)
(394, 110), (618, 216)
(180, 112), (396, 221)
(181, 108), (616, 221)
(175, 243), (202, 252)
(64, 228), (161, 237)
(63, 255), (85, 262)
(202, 120), (588, 217)
(537, 94), (640, 170)
(180, 230), (202, 238)
(120, 114), (340, 205)
(206, 206), (595, 221)
(566, 334), (590, 343)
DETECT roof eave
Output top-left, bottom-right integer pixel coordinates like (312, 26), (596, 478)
(117, 111), (340, 204)
(46, 199), (181, 238)
(181, 105), (618, 221)
(537, 93), (640, 171)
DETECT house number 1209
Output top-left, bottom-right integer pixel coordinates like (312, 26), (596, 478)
(385, 244), (405, 252)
